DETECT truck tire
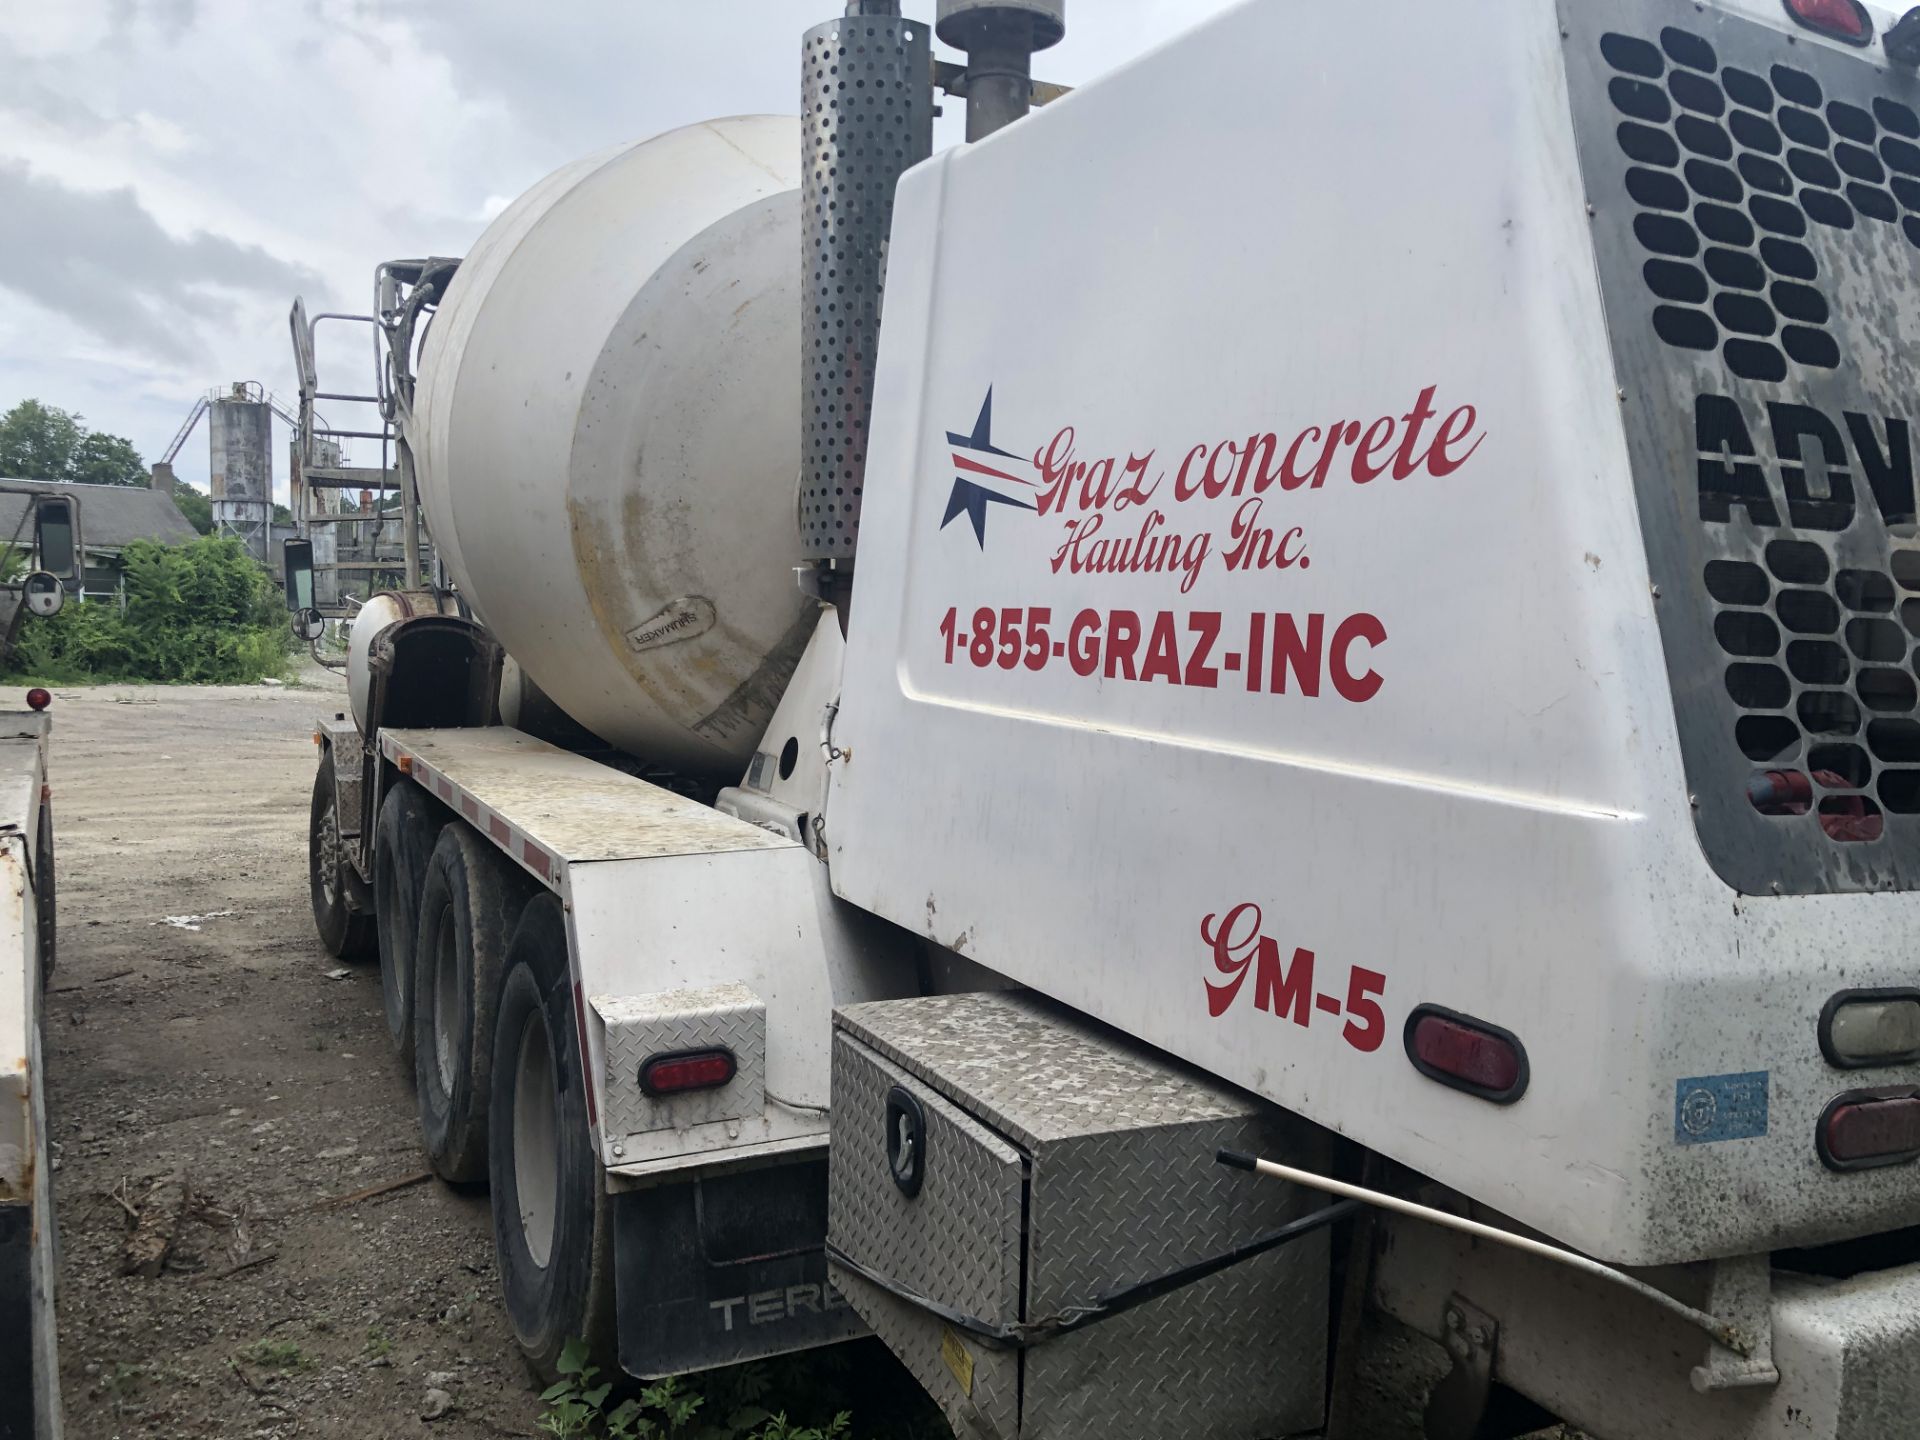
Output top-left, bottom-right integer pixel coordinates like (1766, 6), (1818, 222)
(374, 781), (447, 1069)
(34, 796), (53, 985)
(310, 749), (374, 960)
(488, 894), (614, 1383)
(413, 823), (532, 1183)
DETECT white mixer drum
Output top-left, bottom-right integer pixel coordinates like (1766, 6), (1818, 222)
(412, 116), (811, 773)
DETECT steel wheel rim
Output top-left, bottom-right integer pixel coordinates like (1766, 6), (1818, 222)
(513, 1009), (559, 1269)
(317, 797), (340, 907)
(433, 910), (458, 1095)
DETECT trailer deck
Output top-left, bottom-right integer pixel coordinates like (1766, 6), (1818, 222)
(0, 715), (57, 1440)
(377, 727), (790, 888)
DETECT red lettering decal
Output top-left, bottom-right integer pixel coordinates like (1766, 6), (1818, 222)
(1068, 609), (1103, 677)
(1393, 385), (1440, 479)
(1081, 456), (1115, 510)
(1271, 614), (1324, 697)
(1140, 612), (1182, 685)
(1201, 903), (1264, 1016)
(1115, 452), (1160, 509)
(1310, 423), (1362, 489)
(1185, 612), (1221, 689)
(1237, 433), (1280, 497)
(1428, 405), (1486, 476)
(1247, 613), (1266, 693)
(1034, 427), (1077, 516)
(1173, 444), (1210, 503)
(1105, 610), (1141, 680)
(1351, 416), (1398, 483)
(1203, 441), (1238, 501)
(1280, 425), (1323, 492)
(1331, 613), (1386, 702)
(1255, 942), (1316, 1027)
(1343, 968), (1389, 1052)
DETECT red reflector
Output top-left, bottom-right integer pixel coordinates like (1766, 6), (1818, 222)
(24, 689), (50, 712)
(1786, 0), (1871, 42)
(1820, 1092), (1920, 1170)
(639, 1048), (737, 1097)
(1406, 1007), (1528, 1104)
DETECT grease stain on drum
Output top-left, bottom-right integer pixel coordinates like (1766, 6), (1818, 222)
(691, 610), (816, 745)
(626, 597), (718, 653)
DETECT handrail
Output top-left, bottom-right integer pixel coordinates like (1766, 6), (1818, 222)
(159, 396), (210, 465)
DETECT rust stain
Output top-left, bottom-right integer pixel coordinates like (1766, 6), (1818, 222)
(567, 491), (714, 723)
(564, 424), (811, 756)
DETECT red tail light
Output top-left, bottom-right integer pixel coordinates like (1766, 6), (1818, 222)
(1819, 1091), (1920, 1170)
(1405, 1006), (1530, 1105)
(639, 1048), (738, 1097)
(1785, 0), (1873, 45)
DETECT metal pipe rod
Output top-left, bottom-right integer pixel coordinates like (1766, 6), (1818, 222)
(1217, 1151), (1761, 1358)
(964, 15), (1037, 139)
(398, 440), (422, 591)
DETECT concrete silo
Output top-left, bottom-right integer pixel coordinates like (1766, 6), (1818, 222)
(208, 383), (273, 564)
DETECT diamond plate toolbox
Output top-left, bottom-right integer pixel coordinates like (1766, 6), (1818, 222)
(593, 983), (766, 1139)
(827, 992), (1330, 1440)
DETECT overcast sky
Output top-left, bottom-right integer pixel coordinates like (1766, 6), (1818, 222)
(0, 0), (1237, 500)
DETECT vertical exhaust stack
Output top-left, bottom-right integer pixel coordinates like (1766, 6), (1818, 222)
(937, 0), (1065, 140)
(800, 1), (934, 610)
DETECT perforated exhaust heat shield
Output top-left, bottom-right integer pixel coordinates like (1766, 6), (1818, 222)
(800, 14), (934, 563)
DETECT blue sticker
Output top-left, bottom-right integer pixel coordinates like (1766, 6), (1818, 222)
(1674, 1072), (1770, 1145)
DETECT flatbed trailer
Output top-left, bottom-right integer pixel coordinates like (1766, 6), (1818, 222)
(0, 714), (59, 1440)
(0, 486), (86, 1440)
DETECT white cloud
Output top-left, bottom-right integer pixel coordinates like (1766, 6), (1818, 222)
(0, 0), (1244, 500)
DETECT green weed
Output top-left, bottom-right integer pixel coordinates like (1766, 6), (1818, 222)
(236, 1338), (308, 1370)
(537, 1341), (856, 1440)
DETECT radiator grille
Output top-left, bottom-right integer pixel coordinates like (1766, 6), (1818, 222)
(1565, 0), (1920, 892)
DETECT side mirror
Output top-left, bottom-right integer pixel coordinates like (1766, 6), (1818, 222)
(33, 496), (78, 582)
(284, 538), (315, 614)
(294, 608), (325, 643)
(21, 572), (64, 619)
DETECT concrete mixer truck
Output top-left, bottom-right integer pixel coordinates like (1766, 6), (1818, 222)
(291, 0), (1920, 1435)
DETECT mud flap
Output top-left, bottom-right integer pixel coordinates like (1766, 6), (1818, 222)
(613, 1157), (866, 1378)
(0, 1203), (41, 1440)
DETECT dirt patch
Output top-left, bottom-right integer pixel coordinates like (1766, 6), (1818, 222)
(31, 676), (543, 1439)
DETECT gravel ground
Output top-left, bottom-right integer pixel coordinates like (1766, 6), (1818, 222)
(34, 672), (546, 1439)
(24, 672), (1584, 1440)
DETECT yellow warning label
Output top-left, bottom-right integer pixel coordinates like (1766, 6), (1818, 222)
(940, 1326), (975, 1396)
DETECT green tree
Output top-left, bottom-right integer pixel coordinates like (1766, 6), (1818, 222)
(6, 535), (291, 685)
(0, 400), (84, 479)
(68, 429), (150, 486)
(0, 399), (152, 487)
(171, 482), (215, 535)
